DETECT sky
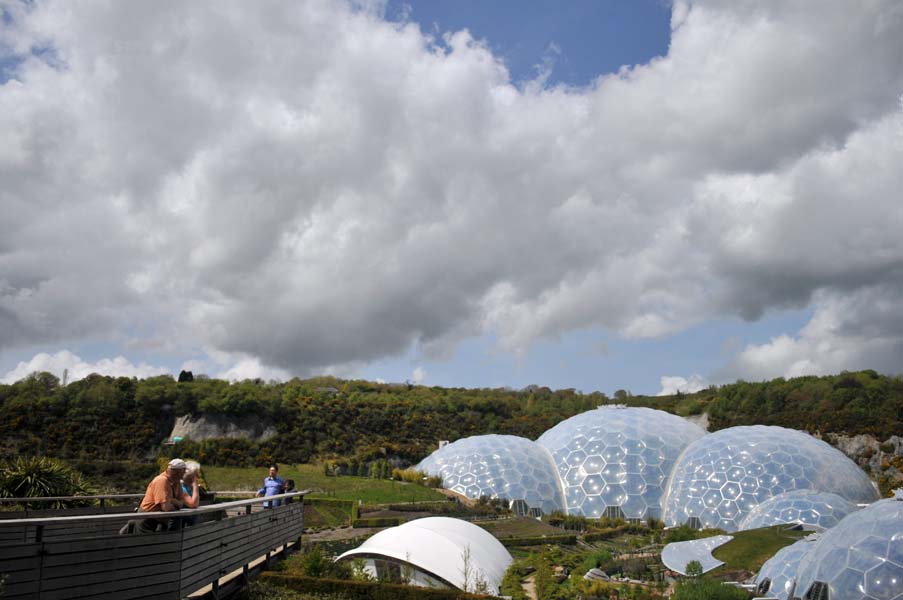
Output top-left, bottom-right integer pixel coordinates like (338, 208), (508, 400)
(1, 0), (903, 395)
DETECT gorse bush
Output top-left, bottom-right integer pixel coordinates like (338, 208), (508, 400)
(0, 456), (93, 508)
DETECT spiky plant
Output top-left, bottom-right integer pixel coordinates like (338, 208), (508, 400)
(0, 456), (94, 509)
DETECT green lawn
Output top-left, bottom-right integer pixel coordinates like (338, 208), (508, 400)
(302, 502), (353, 529)
(712, 525), (809, 572)
(203, 464), (445, 504)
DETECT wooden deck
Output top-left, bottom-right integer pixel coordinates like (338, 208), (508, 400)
(0, 492), (305, 599)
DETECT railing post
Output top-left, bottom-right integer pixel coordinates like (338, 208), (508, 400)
(35, 524), (45, 597)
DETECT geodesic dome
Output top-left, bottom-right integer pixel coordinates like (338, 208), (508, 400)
(755, 536), (819, 600)
(738, 489), (859, 532)
(416, 434), (564, 514)
(793, 495), (903, 600)
(535, 406), (705, 519)
(662, 425), (879, 532)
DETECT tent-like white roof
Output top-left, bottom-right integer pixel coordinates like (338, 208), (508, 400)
(661, 535), (733, 575)
(336, 516), (512, 593)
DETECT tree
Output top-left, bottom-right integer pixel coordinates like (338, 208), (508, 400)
(684, 560), (703, 577)
(178, 370), (194, 382)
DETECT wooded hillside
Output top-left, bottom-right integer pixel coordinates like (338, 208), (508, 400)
(1, 369), (901, 467)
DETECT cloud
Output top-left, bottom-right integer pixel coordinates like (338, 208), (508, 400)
(411, 366), (427, 384)
(723, 284), (903, 381)
(0, 350), (170, 384)
(1, 0), (902, 381)
(658, 374), (709, 396)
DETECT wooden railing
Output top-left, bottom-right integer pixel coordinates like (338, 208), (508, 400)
(0, 491), (306, 599)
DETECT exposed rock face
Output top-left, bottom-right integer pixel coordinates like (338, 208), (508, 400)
(824, 433), (903, 495)
(828, 433), (903, 473)
(169, 413), (277, 441)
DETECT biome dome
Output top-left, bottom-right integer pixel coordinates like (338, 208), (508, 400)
(662, 425), (879, 531)
(416, 434), (565, 514)
(536, 406), (705, 519)
(793, 494), (903, 600)
(755, 536), (819, 600)
(738, 489), (859, 532)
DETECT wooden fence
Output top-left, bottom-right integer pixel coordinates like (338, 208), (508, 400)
(0, 491), (305, 600)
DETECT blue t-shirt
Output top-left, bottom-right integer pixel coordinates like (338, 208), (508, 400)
(258, 476), (285, 507)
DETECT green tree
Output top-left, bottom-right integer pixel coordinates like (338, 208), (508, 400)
(684, 560), (703, 577)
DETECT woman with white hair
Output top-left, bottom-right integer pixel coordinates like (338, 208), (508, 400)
(180, 460), (201, 509)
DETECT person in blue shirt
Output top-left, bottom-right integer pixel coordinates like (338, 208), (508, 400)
(256, 465), (285, 508)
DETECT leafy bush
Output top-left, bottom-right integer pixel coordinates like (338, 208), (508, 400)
(351, 517), (403, 528)
(0, 456), (93, 508)
(261, 573), (492, 599)
(285, 546), (353, 580)
(672, 578), (748, 600)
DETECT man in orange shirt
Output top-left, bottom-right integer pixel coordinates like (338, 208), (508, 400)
(136, 458), (187, 533)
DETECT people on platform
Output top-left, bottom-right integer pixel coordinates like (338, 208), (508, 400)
(125, 458), (186, 534)
(284, 479), (296, 504)
(256, 464), (285, 508)
(181, 461), (201, 509)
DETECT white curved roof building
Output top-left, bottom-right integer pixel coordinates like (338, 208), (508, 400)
(336, 517), (513, 594)
(536, 406), (705, 519)
(662, 425), (878, 531)
(416, 434), (565, 514)
(661, 535), (733, 575)
(738, 489), (859, 532)
(793, 494), (903, 600)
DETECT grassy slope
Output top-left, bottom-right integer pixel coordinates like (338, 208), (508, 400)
(477, 517), (569, 539)
(203, 464), (445, 504)
(711, 526), (809, 573)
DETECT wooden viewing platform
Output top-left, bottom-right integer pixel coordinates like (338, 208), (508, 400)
(0, 491), (306, 600)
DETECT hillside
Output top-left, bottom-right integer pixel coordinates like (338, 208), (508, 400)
(1, 370), (902, 492)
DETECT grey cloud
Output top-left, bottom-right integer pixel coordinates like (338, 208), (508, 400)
(2, 0), (903, 378)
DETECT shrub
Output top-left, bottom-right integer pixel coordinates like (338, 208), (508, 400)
(0, 456), (94, 508)
(261, 573), (492, 599)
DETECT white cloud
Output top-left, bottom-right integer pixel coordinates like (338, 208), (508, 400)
(0, 350), (170, 384)
(725, 284), (903, 381)
(216, 357), (291, 383)
(411, 366), (427, 384)
(1, 0), (902, 382)
(658, 374), (709, 396)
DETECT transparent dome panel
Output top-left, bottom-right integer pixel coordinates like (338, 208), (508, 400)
(738, 489), (859, 532)
(755, 537), (818, 600)
(536, 406), (705, 519)
(662, 425), (879, 532)
(794, 497), (903, 600)
(416, 434), (564, 514)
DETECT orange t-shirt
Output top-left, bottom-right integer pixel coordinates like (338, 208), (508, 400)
(140, 473), (181, 512)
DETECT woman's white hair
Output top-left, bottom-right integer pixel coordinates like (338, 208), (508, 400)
(184, 460), (201, 476)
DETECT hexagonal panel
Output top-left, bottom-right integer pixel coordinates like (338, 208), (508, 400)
(417, 434), (564, 514)
(536, 406), (705, 519)
(794, 497), (903, 600)
(755, 537), (818, 600)
(662, 425), (878, 531)
(738, 490), (860, 532)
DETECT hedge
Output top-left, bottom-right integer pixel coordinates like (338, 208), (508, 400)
(260, 573), (493, 599)
(499, 534), (577, 547)
(352, 517), (403, 528)
(583, 527), (630, 542)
